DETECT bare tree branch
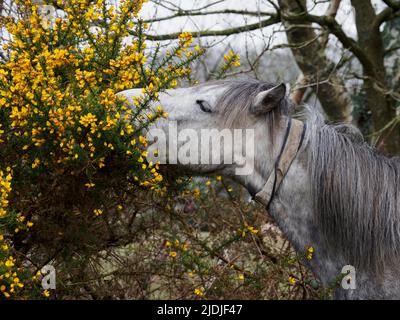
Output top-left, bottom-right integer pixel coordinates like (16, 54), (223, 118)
(143, 9), (274, 23)
(139, 4), (377, 77)
(382, 0), (400, 10)
(282, 11), (376, 75)
(133, 15), (280, 40)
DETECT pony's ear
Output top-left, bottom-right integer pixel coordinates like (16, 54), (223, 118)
(251, 83), (286, 114)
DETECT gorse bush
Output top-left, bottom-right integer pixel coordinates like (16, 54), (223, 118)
(0, 0), (202, 299)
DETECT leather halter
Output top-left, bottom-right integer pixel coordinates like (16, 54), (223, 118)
(254, 118), (306, 210)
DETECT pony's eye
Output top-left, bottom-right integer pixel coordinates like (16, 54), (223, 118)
(196, 100), (212, 113)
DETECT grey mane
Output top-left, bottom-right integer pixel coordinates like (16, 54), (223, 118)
(201, 79), (293, 129)
(309, 122), (400, 273)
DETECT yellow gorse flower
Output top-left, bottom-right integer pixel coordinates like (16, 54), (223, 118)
(194, 287), (204, 296)
(306, 246), (314, 260)
(85, 182), (95, 188)
(0, 169), (12, 218)
(0, 0), (204, 299)
(5, 256), (15, 268)
(223, 50), (241, 67)
(169, 251), (177, 258)
(288, 276), (297, 285)
(178, 32), (193, 46)
(79, 113), (98, 128)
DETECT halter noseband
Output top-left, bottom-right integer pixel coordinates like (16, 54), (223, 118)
(254, 118), (306, 210)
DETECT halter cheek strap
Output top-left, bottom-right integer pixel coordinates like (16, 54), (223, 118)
(254, 118), (307, 210)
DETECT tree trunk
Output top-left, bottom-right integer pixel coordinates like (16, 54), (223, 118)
(278, 0), (353, 123)
(351, 0), (400, 156)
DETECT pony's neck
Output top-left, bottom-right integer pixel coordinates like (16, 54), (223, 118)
(262, 138), (354, 297)
(232, 118), (340, 281)
(235, 122), (377, 299)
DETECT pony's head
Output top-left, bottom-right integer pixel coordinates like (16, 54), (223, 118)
(117, 79), (293, 189)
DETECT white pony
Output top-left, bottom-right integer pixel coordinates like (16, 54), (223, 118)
(118, 79), (400, 300)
